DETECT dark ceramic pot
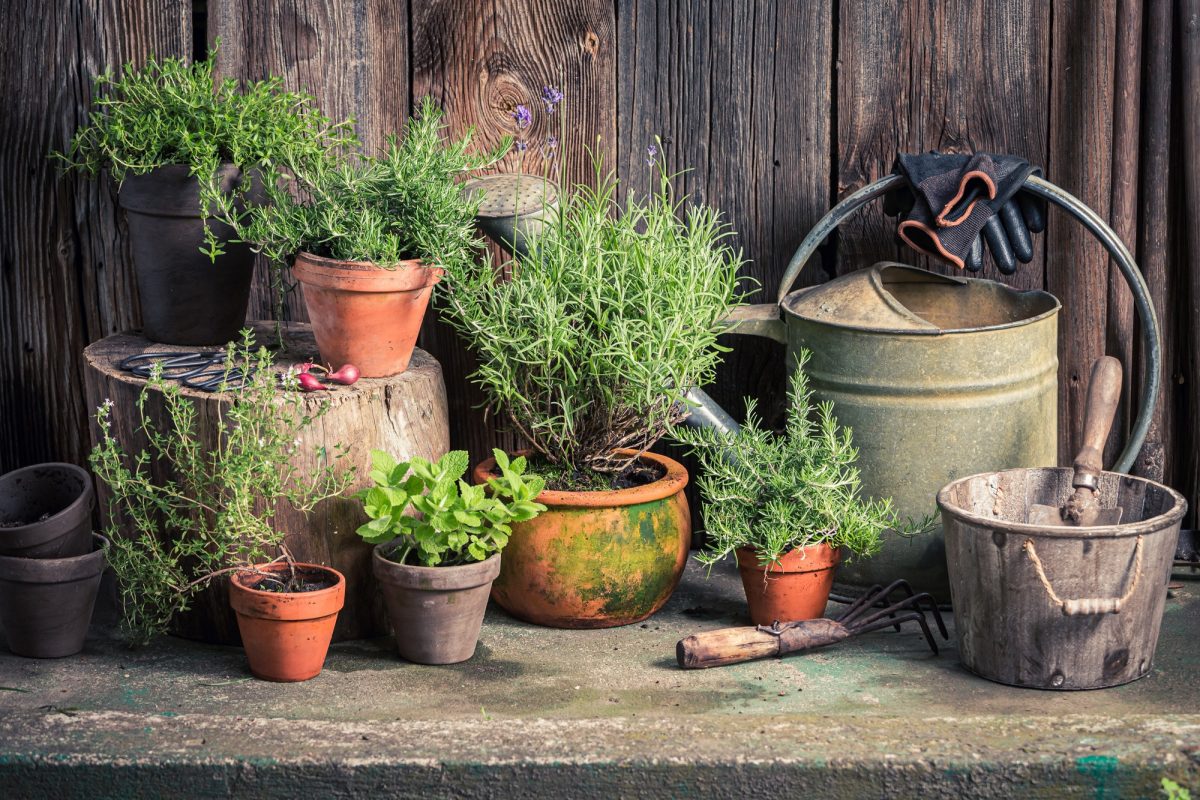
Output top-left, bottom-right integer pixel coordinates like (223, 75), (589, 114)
(0, 533), (107, 657)
(0, 463), (93, 558)
(372, 546), (500, 664)
(118, 164), (260, 345)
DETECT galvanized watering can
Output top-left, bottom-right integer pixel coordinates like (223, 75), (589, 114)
(684, 174), (1162, 601)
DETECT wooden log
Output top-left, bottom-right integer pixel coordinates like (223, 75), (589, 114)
(82, 321), (449, 644)
(0, 1), (190, 474)
(1183, 0), (1200, 510)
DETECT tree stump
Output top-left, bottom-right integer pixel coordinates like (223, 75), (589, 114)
(82, 322), (449, 644)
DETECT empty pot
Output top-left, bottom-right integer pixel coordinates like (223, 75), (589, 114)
(0, 462), (94, 558)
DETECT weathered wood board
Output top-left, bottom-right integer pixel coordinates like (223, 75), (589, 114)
(82, 322), (449, 644)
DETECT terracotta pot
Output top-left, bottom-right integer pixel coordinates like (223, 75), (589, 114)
(119, 164), (260, 345)
(0, 533), (107, 658)
(373, 546), (501, 664)
(229, 562), (345, 682)
(291, 252), (443, 378)
(736, 543), (842, 626)
(474, 449), (690, 629)
(0, 463), (94, 559)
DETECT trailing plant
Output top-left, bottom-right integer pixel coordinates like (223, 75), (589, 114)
(90, 331), (354, 643)
(438, 153), (747, 481)
(356, 449), (546, 568)
(227, 96), (510, 271)
(56, 45), (357, 259)
(674, 350), (928, 568)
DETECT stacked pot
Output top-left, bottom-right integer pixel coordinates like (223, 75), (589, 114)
(0, 463), (106, 658)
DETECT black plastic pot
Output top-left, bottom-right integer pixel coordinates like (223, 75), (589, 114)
(0, 533), (108, 658)
(0, 463), (93, 558)
(118, 164), (259, 346)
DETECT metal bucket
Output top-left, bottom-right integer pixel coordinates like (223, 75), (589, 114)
(938, 468), (1185, 689)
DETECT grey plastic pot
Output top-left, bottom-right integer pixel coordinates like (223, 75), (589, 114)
(372, 546), (501, 665)
(0, 533), (108, 658)
(0, 463), (94, 558)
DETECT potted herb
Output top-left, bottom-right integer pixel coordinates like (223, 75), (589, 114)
(675, 353), (910, 625)
(227, 98), (509, 377)
(356, 449), (545, 664)
(443, 162), (746, 628)
(57, 47), (354, 345)
(90, 332), (354, 681)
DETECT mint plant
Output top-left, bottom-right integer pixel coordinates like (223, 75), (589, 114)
(357, 449), (546, 567)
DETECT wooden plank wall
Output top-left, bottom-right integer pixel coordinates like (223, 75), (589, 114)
(3, 1), (1196, 519)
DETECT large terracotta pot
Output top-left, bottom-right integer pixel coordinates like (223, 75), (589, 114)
(473, 449), (690, 629)
(736, 543), (842, 626)
(229, 562), (344, 682)
(118, 164), (259, 345)
(291, 252), (442, 378)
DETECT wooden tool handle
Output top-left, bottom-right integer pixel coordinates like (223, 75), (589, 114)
(677, 627), (782, 669)
(1073, 356), (1123, 490)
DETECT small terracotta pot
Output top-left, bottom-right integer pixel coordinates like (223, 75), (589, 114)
(291, 252), (443, 378)
(0, 463), (94, 559)
(373, 546), (501, 664)
(736, 543), (842, 626)
(119, 164), (260, 346)
(229, 562), (345, 682)
(0, 533), (108, 658)
(474, 449), (690, 629)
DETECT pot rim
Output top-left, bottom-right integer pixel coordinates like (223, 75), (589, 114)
(937, 467), (1188, 539)
(472, 448), (689, 508)
(292, 251), (445, 293)
(0, 533), (108, 582)
(736, 542), (843, 573)
(0, 462), (94, 538)
(372, 546), (501, 590)
(230, 561), (346, 599)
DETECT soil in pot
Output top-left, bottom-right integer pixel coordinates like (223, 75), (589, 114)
(474, 449), (691, 629)
(229, 562), (345, 682)
(119, 164), (260, 346)
(0, 462), (94, 559)
(291, 252), (442, 378)
(0, 533), (108, 658)
(372, 546), (501, 665)
(736, 543), (842, 626)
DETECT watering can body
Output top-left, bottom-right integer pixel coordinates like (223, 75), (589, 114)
(693, 263), (1060, 600)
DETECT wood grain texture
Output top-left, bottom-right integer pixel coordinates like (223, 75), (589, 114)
(83, 322), (449, 644)
(208, 0), (411, 322)
(1047, 0), (1118, 463)
(837, 0), (1050, 293)
(1181, 0), (1200, 512)
(0, 0), (190, 474)
(410, 0), (617, 465)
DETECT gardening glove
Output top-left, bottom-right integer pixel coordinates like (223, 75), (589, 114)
(883, 152), (1047, 275)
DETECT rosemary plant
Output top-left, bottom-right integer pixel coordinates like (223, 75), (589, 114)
(56, 46), (357, 259)
(675, 351), (917, 568)
(439, 155), (747, 481)
(90, 332), (354, 643)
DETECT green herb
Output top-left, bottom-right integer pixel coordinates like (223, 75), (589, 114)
(356, 449), (545, 568)
(55, 44), (356, 260)
(90, 331), (354, 644)
(1163, 779), (1193, 800)
(228, 97), (509, 270)
(438, 153), (747, 480)
(674, 350), (928, 568)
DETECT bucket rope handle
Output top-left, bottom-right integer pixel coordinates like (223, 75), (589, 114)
(778, 173), (1161, 474)
(1022, 536), (1144, 615)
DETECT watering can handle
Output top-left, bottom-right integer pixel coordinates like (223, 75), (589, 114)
(776, 173), (1161, 475)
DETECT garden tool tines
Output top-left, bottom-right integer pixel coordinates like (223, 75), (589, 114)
(676, 579), (948, 669)
(1028, 356), (1125, 527)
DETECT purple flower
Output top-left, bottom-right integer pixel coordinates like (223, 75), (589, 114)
(541, 86), (564, 114)
(542, 135), (559, 160)
(515, 140), (528, 152)
(645, 143), (658, 167)
(513, 104), (532, 130)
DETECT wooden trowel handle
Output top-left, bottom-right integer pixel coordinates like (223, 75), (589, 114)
(1073, 356), (1123, 490)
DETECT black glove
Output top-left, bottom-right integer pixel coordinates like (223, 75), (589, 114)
(883, 152), (1047, 274)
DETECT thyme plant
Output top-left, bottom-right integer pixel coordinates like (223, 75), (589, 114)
(439, 157), (747, 480)
(674, 351), (911, 568)
(90, 332), (354, 643)
(56, 46), (357, 259)
(227, 97), (510, 270)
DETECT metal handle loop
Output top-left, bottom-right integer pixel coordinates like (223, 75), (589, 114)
(1022, 536), (1144, 615)
(777, 173), (1161, 473)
